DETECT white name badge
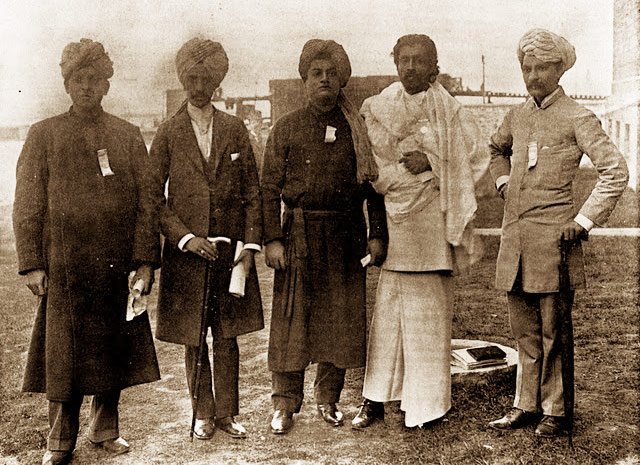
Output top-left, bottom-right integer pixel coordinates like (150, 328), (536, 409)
(97, 149), (115, 176)
(324, 125), (337, 143)
(527, 142), (538, 169)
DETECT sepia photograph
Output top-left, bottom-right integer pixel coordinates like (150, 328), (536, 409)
(0, 0), (638, 464)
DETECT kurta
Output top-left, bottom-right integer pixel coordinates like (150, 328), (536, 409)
(262, 104), (387, 372)
(489, 87), (629, 292)
(13, 108), (161, 401)
(150, 106), (263, 346)
(360, 82), (488, 426)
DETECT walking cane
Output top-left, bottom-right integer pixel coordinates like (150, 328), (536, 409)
(558, 238), (575, 448)
(190, 260), (213, 441)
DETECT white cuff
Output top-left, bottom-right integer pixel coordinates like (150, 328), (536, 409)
(496, 175), (510, 190)
(243, 243), (261, 252)
(178, 233), (196, 251)
(416, 170), (436, 183)
(574, 214), (594, 231)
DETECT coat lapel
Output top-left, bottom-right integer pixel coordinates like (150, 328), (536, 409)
(175, 111), (206, 175)
(211, 110), (230, 176)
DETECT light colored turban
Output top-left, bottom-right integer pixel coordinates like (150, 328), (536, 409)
(60, 39), (114, 81)
(298, 39), (352, 88)
(517, 28), (576, 74)
(175, 38), (229, 87)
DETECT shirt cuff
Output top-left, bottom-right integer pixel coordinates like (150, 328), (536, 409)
(243, 243), (261, 252)
(496, 175), (510, 190)
(178, 233), (195, 251)
(574, 214), (594, 231)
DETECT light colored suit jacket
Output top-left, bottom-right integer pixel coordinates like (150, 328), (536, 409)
(489, 87), (628, 292)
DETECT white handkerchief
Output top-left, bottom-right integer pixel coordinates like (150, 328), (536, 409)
(325, 126), (337, 143)
(360, 254), (372, 267)
(527, 142), (538, 169)
(230, 152), (240, 161)
(97, 149), (115, 176)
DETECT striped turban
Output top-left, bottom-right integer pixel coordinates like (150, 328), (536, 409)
(517, 28), (576, 74)
(175, 38), (229, 88)
(298, 39), (352, 88)
(60, 39), (113, 81)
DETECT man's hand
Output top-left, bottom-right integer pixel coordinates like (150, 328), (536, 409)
(233, 249), (255, 274)
(25, 269), (47, 296)
(399, 150), (431, 175)
(130, 264), (155, 295)
(559, 221), (586, 243)
(184, 236), (219, 261)
(498, 182), (508, 200)
(367, 238), (387, 267)
(265, 241), (286, 270)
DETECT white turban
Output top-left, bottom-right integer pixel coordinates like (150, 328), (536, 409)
(517, 28), (576, 74)
(175, 38), (228, 88)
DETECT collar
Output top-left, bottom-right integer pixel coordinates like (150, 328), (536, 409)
(527, 86), (564, 110)
(187, 102), (215, 129)
(68, 105), (104, 122)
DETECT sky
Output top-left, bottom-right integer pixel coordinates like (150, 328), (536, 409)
(0, 0), (615, 126)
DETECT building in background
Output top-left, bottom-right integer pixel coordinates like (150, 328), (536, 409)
(603, 0), (639, 189)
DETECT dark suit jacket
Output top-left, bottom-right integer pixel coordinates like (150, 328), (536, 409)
(150, 105), (263, 345)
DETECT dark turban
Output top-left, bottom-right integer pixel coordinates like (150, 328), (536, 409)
(175, 38), (229, 88)
(517, 28), (576, 74)
(298, 39), (351, 88)
(60, 39), (113, 81)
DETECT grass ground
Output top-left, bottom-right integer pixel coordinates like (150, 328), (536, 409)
(0, 167), (638, 464)
(0, 232), (638, 465)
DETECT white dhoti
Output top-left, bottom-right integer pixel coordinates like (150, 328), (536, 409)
(363, 270), (453, 427)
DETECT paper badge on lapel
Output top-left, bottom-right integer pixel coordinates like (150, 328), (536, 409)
(97, 149), (115, 176)
(324, 125), (337, 143)
(527, 142), (538, 169)
(230, 152), (240, 161)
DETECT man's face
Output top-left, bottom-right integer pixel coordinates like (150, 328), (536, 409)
(183, 63), (217, 108)
(521, 55), (564, 103)
(64, 66), (109, 112)
(304, 59), (341, 108)
(396, 44), (436, 95)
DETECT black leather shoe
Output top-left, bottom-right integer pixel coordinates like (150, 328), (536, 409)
(535, 415), (566, 437)
(270, 409), (294, 435)
(351, 399), (384, 430)
(215, 416), (247, 439)
(317, 403), (344, 427)
(193, 419), (215, 440)
(489, 408), (540, 430)
(42, 450), (72, 465)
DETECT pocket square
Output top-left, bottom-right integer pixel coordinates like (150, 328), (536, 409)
(230, 152), (240, 161)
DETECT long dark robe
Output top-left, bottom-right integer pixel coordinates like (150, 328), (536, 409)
(262, 104), (387, 372)
(13, 107), (160, 401)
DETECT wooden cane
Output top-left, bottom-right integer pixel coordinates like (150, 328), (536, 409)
(558, 238), (575, 448)
(190, 260), (212, 441)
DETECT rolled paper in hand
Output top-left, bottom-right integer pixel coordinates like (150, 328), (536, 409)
(126, 278), (148, 321)
(229, 241), (246, 297)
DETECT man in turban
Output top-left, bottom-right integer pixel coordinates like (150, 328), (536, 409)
(261, 39), (387, 435)
(14, 39), (160, 465)
(488, 29), (628, 437)
(150, 38), (263, 441)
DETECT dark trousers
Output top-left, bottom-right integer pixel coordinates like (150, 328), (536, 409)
(185, 330), (239, 420)
(48, 390), (120, 452)
(271, 362), (346, 412)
